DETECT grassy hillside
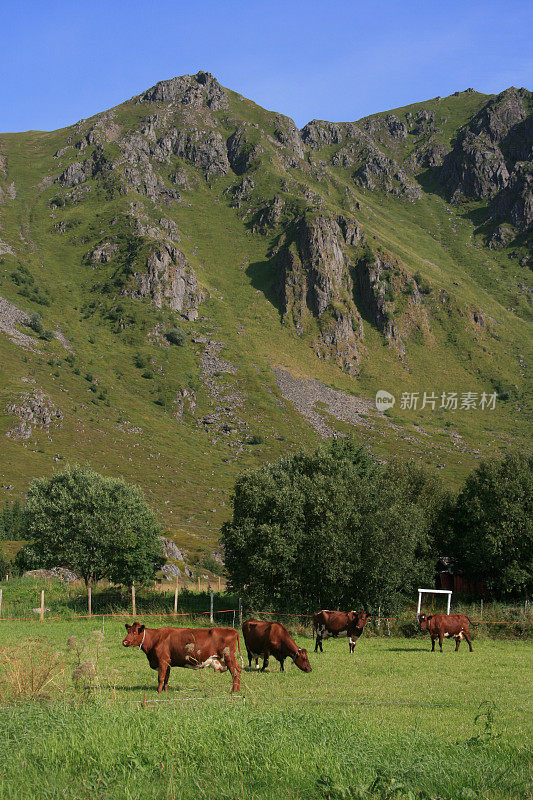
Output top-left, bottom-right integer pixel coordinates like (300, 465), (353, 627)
(0, 74), (531, 555)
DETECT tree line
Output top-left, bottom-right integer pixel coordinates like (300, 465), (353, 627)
(1, 445), (531, 608)
(222, 440), (532, 612)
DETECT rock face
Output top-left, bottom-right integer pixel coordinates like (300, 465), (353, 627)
(277, 214), (364, 373)
(355, 152), (422, 199)
(356, 253), (401, 344)
(227, 126), (264, 174)
(127, 243), (205, 320)
(440, 88), (533, 214)
(491, 163), (533, 232)
(138, 71), (229, 110)
(58, 148), (111, 187)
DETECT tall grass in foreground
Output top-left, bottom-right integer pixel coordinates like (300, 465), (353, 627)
(0, 699), (530, 800)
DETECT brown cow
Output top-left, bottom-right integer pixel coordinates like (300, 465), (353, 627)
(313, 610), (370, 653)
(122, 622), (242, 692)
(242, 619), (312, 673)
(418, 613), (473, 652)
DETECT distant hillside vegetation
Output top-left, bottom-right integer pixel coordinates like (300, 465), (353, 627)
(0, 72), (531, 555)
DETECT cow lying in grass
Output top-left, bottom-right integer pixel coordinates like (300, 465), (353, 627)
(122, 622), (242, 692)
(242, 619), (312, 673)
(418, 613), (473, 652)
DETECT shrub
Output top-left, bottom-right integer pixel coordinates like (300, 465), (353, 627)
(28, 313), (44, 336)
(165, 328), (186, 346)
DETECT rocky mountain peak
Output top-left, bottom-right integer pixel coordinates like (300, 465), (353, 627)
(137, 71), (228, 110)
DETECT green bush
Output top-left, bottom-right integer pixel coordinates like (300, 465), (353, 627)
(165, 328), (186, 346)
(28, 313), (44, 336)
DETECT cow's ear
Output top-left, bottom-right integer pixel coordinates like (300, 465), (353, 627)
(139, 625), (145, 634)
(125, 623), (131, 631)
(427, 615), (433, 621)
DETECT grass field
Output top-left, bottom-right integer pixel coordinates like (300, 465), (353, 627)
(0, 616), (531, 799)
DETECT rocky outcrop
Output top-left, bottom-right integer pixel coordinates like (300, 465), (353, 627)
(126, 243), (205, 320)
(301, 120), (344, 148)
(86, 241), (118, 264)
(6, 390), (63, 440)
(227, 126), (264, 174)
(159, 129), (230, 178)
(253, 195), (284, 232)
(355, 152), (422, 199)
(273, 115), (305, 159)
(175, 387), (197, 419)
(276, 214), (364, 373)
(491, 163), (533, 232)
(440, 88), (532, 204)
(138, 71), (228, 110)
(356, 253), (400, 343)
(0, 295), (40, 351)
(58, 147), (111, 187)
(355, 251), (432, 355)
(440, 133), (510, 201)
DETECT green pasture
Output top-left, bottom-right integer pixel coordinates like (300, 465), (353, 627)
(0, 616), (531, 799)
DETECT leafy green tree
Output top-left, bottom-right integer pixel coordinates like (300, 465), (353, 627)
(448, 453), (532, 598)
(0, 499), (24, 541)
(222, 440), (438, 612)
(23, 464), (164, 586)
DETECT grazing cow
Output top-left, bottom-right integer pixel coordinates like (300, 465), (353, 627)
(418, 613), (473, 652)
(313, 610), (370, 653)
(242, 619), (312, 673)
(122, 622), (242, 692)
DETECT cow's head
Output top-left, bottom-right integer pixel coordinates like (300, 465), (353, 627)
(356, 611), (370, 629)
(418, 614), (432, 630)
(123, 622), (145, 647)
(293, 647), (312, 672)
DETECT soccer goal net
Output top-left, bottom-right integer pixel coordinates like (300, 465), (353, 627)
(416, 588), (452, 619)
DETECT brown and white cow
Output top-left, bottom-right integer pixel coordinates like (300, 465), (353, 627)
(242, 619), (312, 673)
(122, 622), (242, 692)
(418, 613), (473, 652)
(313, 610), (370, 653)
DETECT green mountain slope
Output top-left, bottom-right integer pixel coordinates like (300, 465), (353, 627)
(0, 73), (531, 556)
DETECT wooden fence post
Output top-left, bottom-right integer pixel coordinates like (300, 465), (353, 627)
(0, 587), (2, 618)
(198, 576), (201, 592)
(88, 586), (92, 618)
(210, 588), (214, 624)
(377, 605), (381, 631)
(480, 599), (483, 620)
(40, 589), (44, 621)
(132, 584), (136, 617)
(218, 576), (221, 593)
(238, 597), (242, 628)
(174, 578), (179, 615)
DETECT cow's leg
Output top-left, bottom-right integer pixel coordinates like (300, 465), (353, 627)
(157, 664), (167, 693)
(314, 634), (320, 653)
(162, 665), (171, 691)
(255, 657), (260, 670)
(455, 636), (461, 652)
(464, 631), (473, 652)
(280, 658), (285, 672)
(431, 636), (435, 652)
(224, 652), (241, 693)
(246, 650), (252, 670)
(438, 634), (443, 653)
(260, 651), (270, 671)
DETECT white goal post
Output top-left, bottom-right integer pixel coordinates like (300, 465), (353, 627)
(417, 588), (452, 619)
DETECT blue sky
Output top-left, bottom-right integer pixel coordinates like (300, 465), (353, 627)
(1, 0), (531, 132)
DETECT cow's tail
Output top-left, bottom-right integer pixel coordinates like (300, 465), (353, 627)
(236, 632), (244, 668)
